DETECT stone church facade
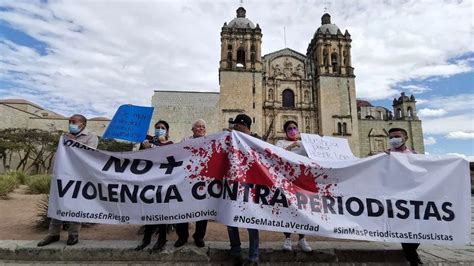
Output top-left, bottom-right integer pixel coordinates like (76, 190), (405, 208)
(152, 7), (424, 156)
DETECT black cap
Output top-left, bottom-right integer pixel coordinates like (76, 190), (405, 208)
(230, 114), (252, 129)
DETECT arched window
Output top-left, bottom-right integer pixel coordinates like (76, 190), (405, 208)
(236, 48), (245, 67)
(282, 89), (295, 108)
(407, 107), (413, 119)
(342, 122), (347, 135)
(250, 45), (256, 64)
(331, 52), (339, 73)
(397, 108), (402, 119)
(337, 122), (342, 135)
(304, 90), (309, 102)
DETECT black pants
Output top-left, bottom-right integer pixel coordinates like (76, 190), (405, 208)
(143, 224), (167, 242)
(401, 243), (420, 260)
(176, 220), (208, 241)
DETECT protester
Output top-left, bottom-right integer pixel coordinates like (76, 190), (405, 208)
(37, 114), (98, 247)
(227, 114), (260, 265)
(175, 119), (208, 248)
(275, 120), (312, 252)
(135, 120), (174, 252)
(386, 127), (422, 266)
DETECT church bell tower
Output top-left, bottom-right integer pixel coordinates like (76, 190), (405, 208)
(307, 13), (360, 156)
(218, 7), (263, 134)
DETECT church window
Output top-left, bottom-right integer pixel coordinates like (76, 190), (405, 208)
(237, 48), (245, 67)
(407, 107), (413, 119)
(342, 122), (347, 135)
(228, 44), (232, 50)
(250, 45), (256, 64)
(282, 89), (295, 108)
(323, 48), (329, 67)
(331, 52), (339, 73)
(337, 122), (342, 135)
(397, 108), (402, 119)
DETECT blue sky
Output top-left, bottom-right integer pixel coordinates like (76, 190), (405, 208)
(0, 0), (473, 159)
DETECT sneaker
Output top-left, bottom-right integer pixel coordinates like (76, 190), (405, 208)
(298, 238), (312, 252)
(282, 237), (292, 251)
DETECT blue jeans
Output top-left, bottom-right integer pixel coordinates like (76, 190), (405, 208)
(227, 226), (259, 262)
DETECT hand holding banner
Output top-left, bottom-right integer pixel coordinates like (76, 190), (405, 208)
(102, 104), (154, 143)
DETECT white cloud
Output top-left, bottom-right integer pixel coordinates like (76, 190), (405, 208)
(400, 85), (431, 94)
(418, 108), (447, 117)
(423, 114), (474, 135)
(0, 0), (472, 117)
(423, 137), (436, 145)
(445, 131), (474, 140)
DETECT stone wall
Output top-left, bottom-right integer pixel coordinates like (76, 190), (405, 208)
(358, 119), (424, 156)
(218, 71), (263, 135)
(317, 76), (360, 156)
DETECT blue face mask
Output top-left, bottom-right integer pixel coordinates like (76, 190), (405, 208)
(69, 124), (81, 134)
(155, 128), (167, 138)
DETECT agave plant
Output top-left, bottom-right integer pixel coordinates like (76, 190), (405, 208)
(35, 194), (51, 229)
(26, 175), (51, 194)
(0, 175), (18, 199)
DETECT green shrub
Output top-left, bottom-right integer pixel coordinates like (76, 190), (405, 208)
(0, 175), (18, 199)
(4, 171), (28, 186)
(26, 175), (51, 194)
(36, 194), (50, 229)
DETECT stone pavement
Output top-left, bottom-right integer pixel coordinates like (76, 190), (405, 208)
(0, 197), (472, 265)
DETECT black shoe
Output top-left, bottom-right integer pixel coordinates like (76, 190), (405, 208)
(230, 255), (244, 266)
(406, 250), (423, 265)
(66, 235), (78, 246)
(151, 238), (167, 252)
(174, 238), (187, 248)
(242, 259), (259, 266)
(194, 238), (205, 247)
(37, 235), (60, 247)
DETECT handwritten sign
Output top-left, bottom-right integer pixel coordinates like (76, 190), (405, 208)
(102, 105), (154, 142)
(301, 133), (357, 161)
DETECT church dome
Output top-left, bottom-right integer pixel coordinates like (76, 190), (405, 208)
(228, 7), (256, 29)
(316, 13), (340, 35)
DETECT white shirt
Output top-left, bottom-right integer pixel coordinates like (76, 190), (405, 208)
(275, 139), (307, 156)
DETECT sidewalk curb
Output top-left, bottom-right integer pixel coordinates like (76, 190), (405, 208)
(0, 240), (473, 264)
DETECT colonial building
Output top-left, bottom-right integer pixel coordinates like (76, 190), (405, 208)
(152, 7), (424, 156)
(0, 99), (109, 134)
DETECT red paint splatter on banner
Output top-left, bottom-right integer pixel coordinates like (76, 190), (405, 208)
(183, 132), (339, 219)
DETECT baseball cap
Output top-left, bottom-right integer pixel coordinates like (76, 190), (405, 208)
(230, 114), (252, 129)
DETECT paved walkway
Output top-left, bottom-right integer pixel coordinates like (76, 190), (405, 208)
(0, 198), (472, 265)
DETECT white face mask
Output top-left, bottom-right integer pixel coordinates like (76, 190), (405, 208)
(389, 137), (404, 148)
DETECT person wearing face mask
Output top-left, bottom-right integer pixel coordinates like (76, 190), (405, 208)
(386, 128), (422, 266)
(275, 121), (312, 253)
(135, 120), (174, 252)
(174, 119), (208, 248)
(37, 114), (98, 247)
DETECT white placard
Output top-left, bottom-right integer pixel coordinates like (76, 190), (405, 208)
(300, 133), (357, 161)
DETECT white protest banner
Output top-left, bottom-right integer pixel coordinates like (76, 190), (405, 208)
(301, 133), (357, 161)
(48, 131), (471, 245)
